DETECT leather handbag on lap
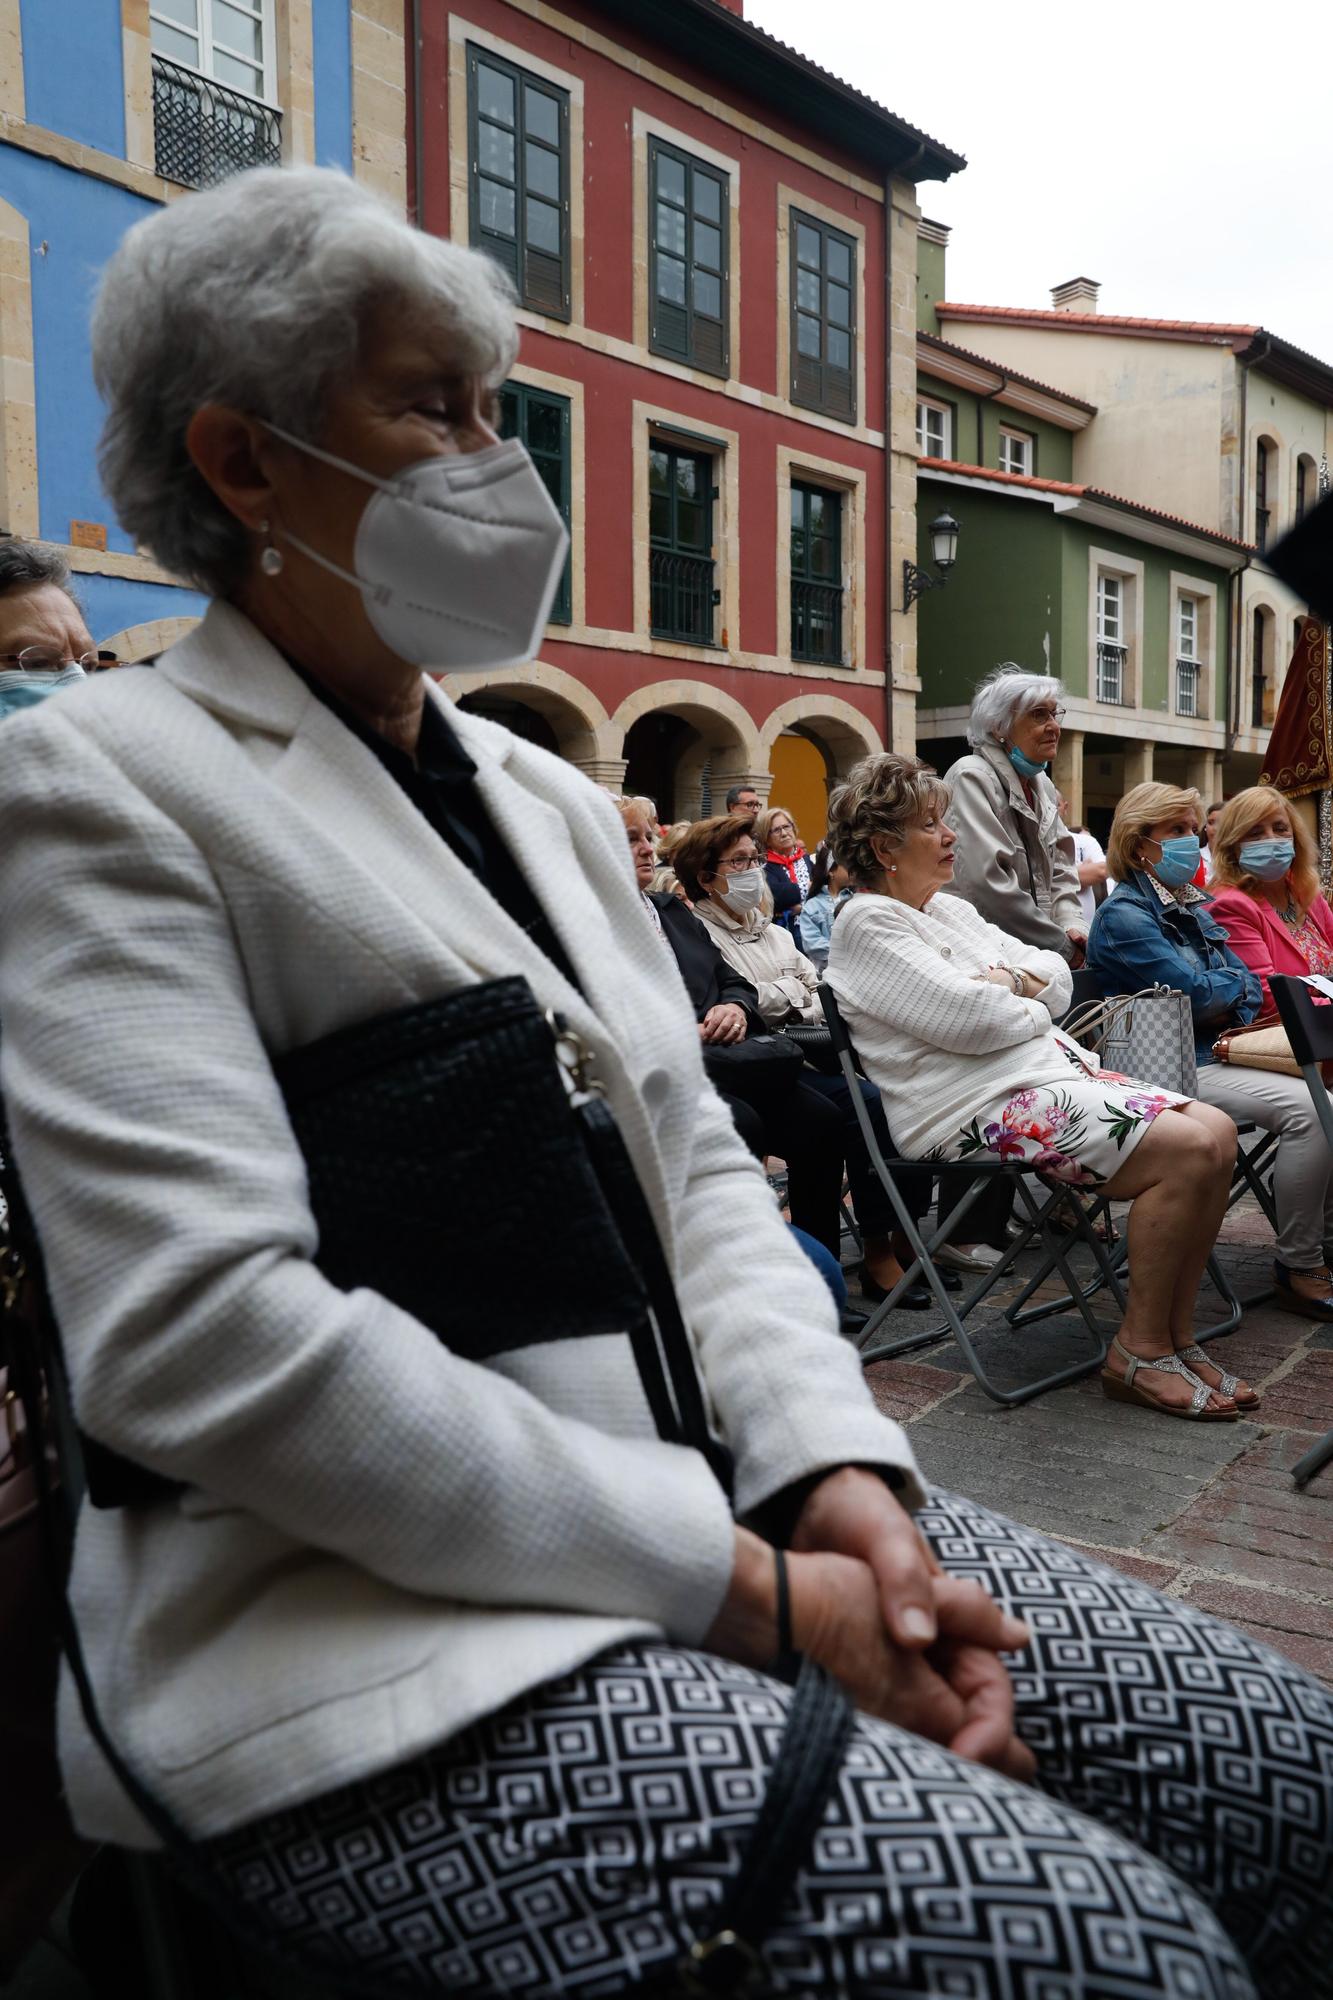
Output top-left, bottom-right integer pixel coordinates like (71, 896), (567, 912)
(1, 976), (851, 1994)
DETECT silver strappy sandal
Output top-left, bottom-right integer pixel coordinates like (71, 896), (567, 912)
(1100, 1336), (1239, 1421)
(1172, 1342), (1260, 1411)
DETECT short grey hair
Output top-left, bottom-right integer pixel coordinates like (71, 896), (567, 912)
(966, 665), (1065, 748)
(826, 753), (951, 888)
(0, 537), (81, 607)
(92, 165), (520, 595)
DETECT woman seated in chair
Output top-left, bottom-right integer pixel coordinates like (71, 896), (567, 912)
(826, 753), (1251, 1420)
(1097, 781), (1333, 1323)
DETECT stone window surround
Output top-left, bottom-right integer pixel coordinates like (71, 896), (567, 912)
(145, 0), (280, 105)
(1088, 547), (1144, 711)
(631, 109), (741, 394)
(776, 184), (865, 431)
(122, 0), (317, 176)
(631, 400), (740, 663)
(446, 16), (585, 332)
(1169, 569), (1217, 724)
(775, 444), (866, 673)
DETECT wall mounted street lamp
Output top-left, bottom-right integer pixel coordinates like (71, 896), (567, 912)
(902, 509), (961, 611)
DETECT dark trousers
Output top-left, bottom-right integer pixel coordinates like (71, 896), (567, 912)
(720, 1079), (844, 1259)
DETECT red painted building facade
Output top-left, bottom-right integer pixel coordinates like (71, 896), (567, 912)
(411, 0), (961, 830)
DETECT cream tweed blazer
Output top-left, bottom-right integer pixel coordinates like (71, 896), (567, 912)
(0, 604), (921, 1846)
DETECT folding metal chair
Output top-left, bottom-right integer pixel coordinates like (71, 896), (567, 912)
(818, 986), (1125, 1406)
(1269, 974), (1333, 1488)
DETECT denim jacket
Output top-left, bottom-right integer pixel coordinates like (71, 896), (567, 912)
(1085, 872), (1262, 1066)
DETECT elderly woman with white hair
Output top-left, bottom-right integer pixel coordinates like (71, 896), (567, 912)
(0, 166), (1329, 1999)
(945, 665), (1086, 965)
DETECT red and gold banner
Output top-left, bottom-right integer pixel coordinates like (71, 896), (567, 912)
(1261, 616), (1331, 796)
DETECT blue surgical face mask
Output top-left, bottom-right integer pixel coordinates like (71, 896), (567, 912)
(0, 663), (86, 721)
(1148, 834), (1201, 888)
(1238, 838), (1295, 882)
(1006, 741), (1047, 780)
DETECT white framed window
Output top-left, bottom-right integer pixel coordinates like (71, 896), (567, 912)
(149, 0), (276, 104)
(1176, 595), (1199, 716)
(1095, 572), (1126, 703)
(998, 426), (1034, 476)
(915, 397), (951, 459)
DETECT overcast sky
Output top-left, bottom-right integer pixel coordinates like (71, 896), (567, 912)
(746, 0), (1333, 362)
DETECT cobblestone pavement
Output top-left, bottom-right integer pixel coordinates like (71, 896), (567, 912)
(849, 1190), (1333, 1684)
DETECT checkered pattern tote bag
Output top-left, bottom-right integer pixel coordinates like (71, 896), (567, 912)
(1064, 985), (1197, 1096)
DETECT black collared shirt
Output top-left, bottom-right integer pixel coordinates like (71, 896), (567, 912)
(293, 665), (582, 995)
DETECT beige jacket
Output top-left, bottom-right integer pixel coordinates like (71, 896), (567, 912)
(944, 740), (1083, 960)
(693, 901), (822, 1026)
(0, 603), (922, 1846)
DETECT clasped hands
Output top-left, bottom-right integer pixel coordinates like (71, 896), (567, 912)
(707, 1467), (1036, 1782)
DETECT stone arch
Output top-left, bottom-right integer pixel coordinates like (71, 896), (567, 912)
(0, 194), (38, 538)
(97, 615), (201, 662)
(438, 660), (621, 784)
(611, 679), (763, 820)
(759, 695), (882, 777)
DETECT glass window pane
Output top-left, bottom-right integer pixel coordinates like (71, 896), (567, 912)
(497, 387), (519, 439)
(537, 459), (562, 515)
(150, 17), (199, 60)
(650, 491), (671, 540)
(154, 0), (199, 26)
(827, 326), (850, 369)
(478, 123), (515, 181)
(811, 536), (835, 578)
(523, 84), (558, 145)
(796, 268), (820, 313)
(212, 0), (261, 59)
(826, 237), (851, 284)
(655, 202), (686, 258)
(675, 501), (705, 549)
(656, 255), (686, 305)
(479, 178), (516, 236)
(693, 173), (721, 223)
(791, 488), (805, 528)
(826, 282), (850, 327)
(525, 139), (559, 199)
(656, 152), (686, 206)
(526, 400), (563, 456)
(649, 448), (669, 492)
(477, 63), (514, 127)
(791, 525), (806, 571)
(693, 221), (721, 271)
(525, 196), (560, 255)
(675, 456), (699, 502)
(796, 313), (821, 358)
(693, 270), (721, 318)
(212, 48), (261, 92)
(807, 491), (826, 534)
(795, 221), (821, 269)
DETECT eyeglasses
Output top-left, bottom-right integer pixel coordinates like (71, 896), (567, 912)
(716, 853), (759, 873)
(1026, 704), (1066, 724)
(0, 647), (105, 674)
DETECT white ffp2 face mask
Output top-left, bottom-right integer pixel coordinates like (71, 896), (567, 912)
(261, 423), (570, 673)
(721, 867), (766, 914)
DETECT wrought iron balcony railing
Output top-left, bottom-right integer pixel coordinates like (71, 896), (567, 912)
(1095, 640), (1127, 705)
(1175, 658), (1199, 718)
(650, 549), (717, 645)
(152, 53), (281, 191)
(791, 579), (843, 665)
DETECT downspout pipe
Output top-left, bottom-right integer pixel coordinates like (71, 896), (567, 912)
(885, 146), (927, 752)
(410, 0), (424, 226)
(977, 373), (1008, 464)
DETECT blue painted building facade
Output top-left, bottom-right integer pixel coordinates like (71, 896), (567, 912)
(2, 0), (359, 647)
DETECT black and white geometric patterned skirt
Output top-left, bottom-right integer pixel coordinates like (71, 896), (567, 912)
(200, 1492), (1333, 1999)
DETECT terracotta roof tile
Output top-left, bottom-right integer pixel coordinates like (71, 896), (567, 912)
(918, 459), (1255, 551)
(938, 303), (1259, 341)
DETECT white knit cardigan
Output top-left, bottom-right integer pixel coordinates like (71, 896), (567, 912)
(826, 891), (1074, 1157)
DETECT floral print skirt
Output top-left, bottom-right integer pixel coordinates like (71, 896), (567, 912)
(956, 1064), (1189, 1188)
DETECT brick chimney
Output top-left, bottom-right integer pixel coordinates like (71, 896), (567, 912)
(1051, 276), (1100, 314)
(712, 0), (745, 13)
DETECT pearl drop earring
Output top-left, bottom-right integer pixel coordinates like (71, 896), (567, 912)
(257, 520), (284, 577)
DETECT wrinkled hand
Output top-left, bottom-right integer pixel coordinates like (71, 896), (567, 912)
(698, 1003), (747, 1045)
(789, 1550), (1035, 1780)
(1066, 929), (1087, 969)
(792, 1467), (942, 1647)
